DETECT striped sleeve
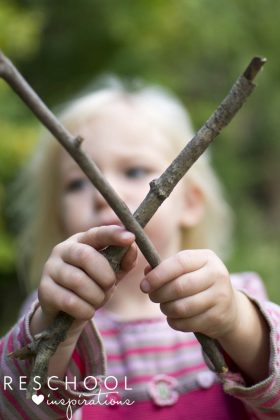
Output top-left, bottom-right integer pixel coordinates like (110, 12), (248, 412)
(0, 299), (106, 419)
(222, 273), (280, 418)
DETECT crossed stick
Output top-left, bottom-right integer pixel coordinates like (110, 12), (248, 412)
(0, 52), (266, 398)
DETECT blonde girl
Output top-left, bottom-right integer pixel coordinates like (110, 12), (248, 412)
(1, 80), (279, 419)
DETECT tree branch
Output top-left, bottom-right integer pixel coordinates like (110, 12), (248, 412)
(0, 52), (266, 397)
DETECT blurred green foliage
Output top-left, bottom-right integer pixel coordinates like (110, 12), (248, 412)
(0, 0), (279, 333)
(0, 0), (41, 275)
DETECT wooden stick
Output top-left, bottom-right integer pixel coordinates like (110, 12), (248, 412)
(0, 52), (266, 397)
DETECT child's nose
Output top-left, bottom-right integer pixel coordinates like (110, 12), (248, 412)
(93, 173), (124, 210)
(94, 188), (109, 210)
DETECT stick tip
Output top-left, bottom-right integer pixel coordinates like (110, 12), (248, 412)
(243, 56), (267, 81)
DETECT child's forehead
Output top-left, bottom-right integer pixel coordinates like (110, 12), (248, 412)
(71, 103), (174, 156)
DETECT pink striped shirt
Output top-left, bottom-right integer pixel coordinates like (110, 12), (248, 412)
(1, 272), (280, 419)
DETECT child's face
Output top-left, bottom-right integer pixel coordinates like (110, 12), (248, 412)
(58, 101), (202, 259)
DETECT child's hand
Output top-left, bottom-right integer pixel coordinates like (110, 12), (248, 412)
(140, 249), (240, 340)
(34, 225), (137, 334)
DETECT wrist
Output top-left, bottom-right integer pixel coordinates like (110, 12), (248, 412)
(217, 290), (270, 382)
(217, 290), (247, 345)
(30, 305), (54, 337)
(30, 306), (87, 344)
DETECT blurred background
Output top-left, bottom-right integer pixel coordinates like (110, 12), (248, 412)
(0, 0), (279, 335)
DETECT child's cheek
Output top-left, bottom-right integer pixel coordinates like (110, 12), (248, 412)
(60, 197), (92, 237)
(144, 208), (181, 258)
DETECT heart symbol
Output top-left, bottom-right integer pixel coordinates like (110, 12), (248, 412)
(32, 394), (44, 405)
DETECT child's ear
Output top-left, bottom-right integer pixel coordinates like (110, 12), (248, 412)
(180, 183), (205, 228)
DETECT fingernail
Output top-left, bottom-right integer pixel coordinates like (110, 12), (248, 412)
(120, 231), (134, 240)
(141, 279), (150, 293)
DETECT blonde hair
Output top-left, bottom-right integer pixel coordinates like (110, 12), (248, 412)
(16, 78), (233, 292)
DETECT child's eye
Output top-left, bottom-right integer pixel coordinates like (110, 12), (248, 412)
(65, 178), (89, 192)
(124, 167), (152, 179)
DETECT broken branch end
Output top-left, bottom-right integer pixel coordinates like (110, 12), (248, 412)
(243, 56), (267, 82)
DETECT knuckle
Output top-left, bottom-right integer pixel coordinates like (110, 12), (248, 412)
(72, 232), (84, 244)
(84, 227), (98, 242)
(213, 265), (229, 285)
(173, 300), (185, 317)
(63, 294), (78, 314)
(94, 259), (116, 290)
(67, 241), (78, 257)
(43, 259), (53, 276)
(52, 242), (65, 256)
(88, 227), (99, 236)
(204, 249), (216, 259)
(102, 272), (116, 290)
(219, 265), (229, 281)
(204, 250), (229, 276)
(64, 295), (95, 321)
(76, 246), (92, 264)
(81, 306), (95, 321)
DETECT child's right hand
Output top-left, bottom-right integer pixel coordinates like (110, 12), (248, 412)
(31, 225), (137, 336)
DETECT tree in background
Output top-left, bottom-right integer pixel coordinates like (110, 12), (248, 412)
(1, 0), (279, 333)
(0, 0), (43, 331)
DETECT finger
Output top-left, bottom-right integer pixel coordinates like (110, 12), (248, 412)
(149, 267), (213, 303)
(166, 314), (207, 334)
(78, 225), (135, 249)
(160, 288), (214, 320)
(140, 250), (207, 293)
(50, 261), (106, 308)
(119, 243), (138, 273)
(166, 305), (224, 338)
(144, 265), (152, 276)
(58, 243), (117, 290)
(39, 277), (96, 321)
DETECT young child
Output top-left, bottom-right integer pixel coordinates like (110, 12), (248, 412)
(1, 80), (280, 419)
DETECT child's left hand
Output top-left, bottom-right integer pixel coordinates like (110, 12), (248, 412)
(140, 249), (240, 340)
